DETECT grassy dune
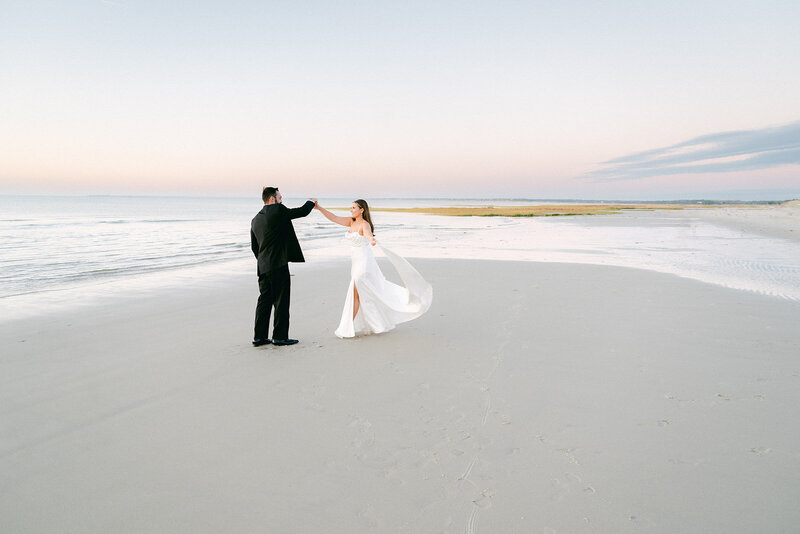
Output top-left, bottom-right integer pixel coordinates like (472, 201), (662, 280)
(371, 204), (685, 217)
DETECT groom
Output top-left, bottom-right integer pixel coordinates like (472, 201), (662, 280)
(251, 187), (316, 347)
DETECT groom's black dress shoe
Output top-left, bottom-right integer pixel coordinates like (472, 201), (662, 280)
(272, 339), (299, 346)
(252, 338), (272, 347)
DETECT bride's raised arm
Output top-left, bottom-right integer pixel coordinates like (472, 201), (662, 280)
(315, 203), (352, 227)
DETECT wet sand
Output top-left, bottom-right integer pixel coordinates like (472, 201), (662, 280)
(2, 258), (799, 533)
(674, 202), (800, 241)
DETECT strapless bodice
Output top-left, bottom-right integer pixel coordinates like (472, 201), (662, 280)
(343, 231), (369, 248)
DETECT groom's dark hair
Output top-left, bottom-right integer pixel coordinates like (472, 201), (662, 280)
(262, 187), (279, 203)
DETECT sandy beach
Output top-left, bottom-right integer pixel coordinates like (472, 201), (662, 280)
(2, 255), (799, 533)
(4, 0), (799, 530)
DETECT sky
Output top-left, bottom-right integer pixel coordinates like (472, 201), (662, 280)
(1, 0), (799, 200)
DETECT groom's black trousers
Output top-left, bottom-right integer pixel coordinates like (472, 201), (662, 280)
(254, 265), (291, 341)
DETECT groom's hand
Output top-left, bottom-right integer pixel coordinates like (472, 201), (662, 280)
(309, 198), (319, 208)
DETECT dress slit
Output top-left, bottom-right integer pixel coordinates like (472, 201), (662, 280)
(352, 281), (359, 319)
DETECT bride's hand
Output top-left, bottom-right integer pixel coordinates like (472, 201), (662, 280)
(370, 238), (377, 246)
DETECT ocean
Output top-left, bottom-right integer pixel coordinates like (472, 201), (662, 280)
(1, 195), (798, 320)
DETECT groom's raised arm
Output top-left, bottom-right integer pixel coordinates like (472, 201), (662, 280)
(286, 200), (316, 220)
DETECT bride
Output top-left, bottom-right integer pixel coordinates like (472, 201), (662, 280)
(315, 199), (432, 338)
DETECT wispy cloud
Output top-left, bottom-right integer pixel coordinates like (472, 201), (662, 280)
(583, 121), (800, 182)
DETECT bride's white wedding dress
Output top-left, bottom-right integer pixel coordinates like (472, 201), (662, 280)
(335, 231), (432, 338)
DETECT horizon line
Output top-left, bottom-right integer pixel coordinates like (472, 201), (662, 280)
(1, 193), (798, 204)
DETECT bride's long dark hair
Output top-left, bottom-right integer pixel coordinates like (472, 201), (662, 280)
(353, 199), (374, 234)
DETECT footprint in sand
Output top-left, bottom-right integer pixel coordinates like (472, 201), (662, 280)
(665, 393), (695, 406)
(472, 488), (495, 509)
(669, 458), (701, 466)
(349, 416), (374, 448)
(750, 447), (771, 456)
(557, 448), (581, 466)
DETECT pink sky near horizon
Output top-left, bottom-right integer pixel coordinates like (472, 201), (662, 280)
(1, 1), (799, 200)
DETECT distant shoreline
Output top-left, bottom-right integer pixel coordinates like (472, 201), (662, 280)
(361, 200), (800, 217)
(1, 193), (797, 205)
(372, 204), (681, 217)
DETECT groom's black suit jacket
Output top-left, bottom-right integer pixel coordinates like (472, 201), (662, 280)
(251, 201), (315, 277)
